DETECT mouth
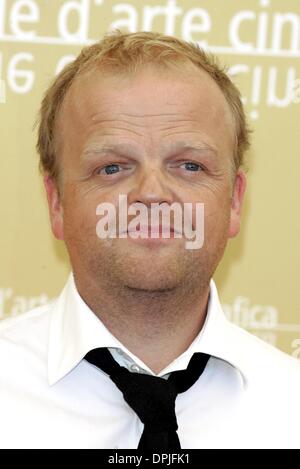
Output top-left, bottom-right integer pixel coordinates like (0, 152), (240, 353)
(127, 224), (179, 237)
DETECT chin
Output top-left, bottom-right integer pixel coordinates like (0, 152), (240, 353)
(125, 283), (177, 293)
(122, 273), (181, 292)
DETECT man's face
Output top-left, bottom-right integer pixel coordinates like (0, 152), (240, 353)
(45, 63), (246, 292)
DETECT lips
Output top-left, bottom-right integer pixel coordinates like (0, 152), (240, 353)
(130, 224), (174, 234)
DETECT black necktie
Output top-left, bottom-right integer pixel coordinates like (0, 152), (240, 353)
(85, 348), (210, 450)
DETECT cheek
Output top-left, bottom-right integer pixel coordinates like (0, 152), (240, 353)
(202, 195), (231, 242)
(63, 181), (126, 238)
(192, 184), (231, 218)
(62, 193), (100, 244)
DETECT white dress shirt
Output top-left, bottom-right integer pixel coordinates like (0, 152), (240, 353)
(0, 273), (299, 449)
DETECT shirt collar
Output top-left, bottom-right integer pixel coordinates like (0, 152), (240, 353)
(48, 273), (249, 386)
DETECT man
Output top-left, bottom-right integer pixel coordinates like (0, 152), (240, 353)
(0, 31), (299, 449)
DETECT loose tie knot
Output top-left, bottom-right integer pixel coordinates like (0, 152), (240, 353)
(111, 367), (178, 432)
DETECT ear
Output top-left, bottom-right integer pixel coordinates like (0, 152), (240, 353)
(228, 169), (247, 239)
(44, 174), (64, 240)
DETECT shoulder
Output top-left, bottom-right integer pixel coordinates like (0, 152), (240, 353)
(210, 280), (300, 385)
(224, 319), (300, 386)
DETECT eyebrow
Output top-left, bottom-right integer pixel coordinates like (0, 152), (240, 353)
(81, 141), (218, 160)
(81, 143), (137, 159)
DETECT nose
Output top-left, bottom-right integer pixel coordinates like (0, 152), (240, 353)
(127, 167), (174, 208)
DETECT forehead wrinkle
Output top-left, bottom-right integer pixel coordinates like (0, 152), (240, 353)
(90, 111), (182, 119)
(161, 140), (218, 156)
(87, 121), (145, 139)
(160, 128), (218, 144)
(87, 113), (206, 139)
(157, 122), (205, 135)
(88, 112), (189, 128)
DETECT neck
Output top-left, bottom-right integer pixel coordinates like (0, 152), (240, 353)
(74, 273), (210, 374)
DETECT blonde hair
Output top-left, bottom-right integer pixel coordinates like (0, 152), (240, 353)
(36, 30), (250, 183)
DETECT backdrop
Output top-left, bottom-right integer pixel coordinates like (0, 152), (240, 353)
(0, 0), (299, 358)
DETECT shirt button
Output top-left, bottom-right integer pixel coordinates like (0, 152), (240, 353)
(130, 364), (140, 373)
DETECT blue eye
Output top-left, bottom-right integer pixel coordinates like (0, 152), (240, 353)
(181, 162), (202, 172)
(102, 164), (120, 175)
